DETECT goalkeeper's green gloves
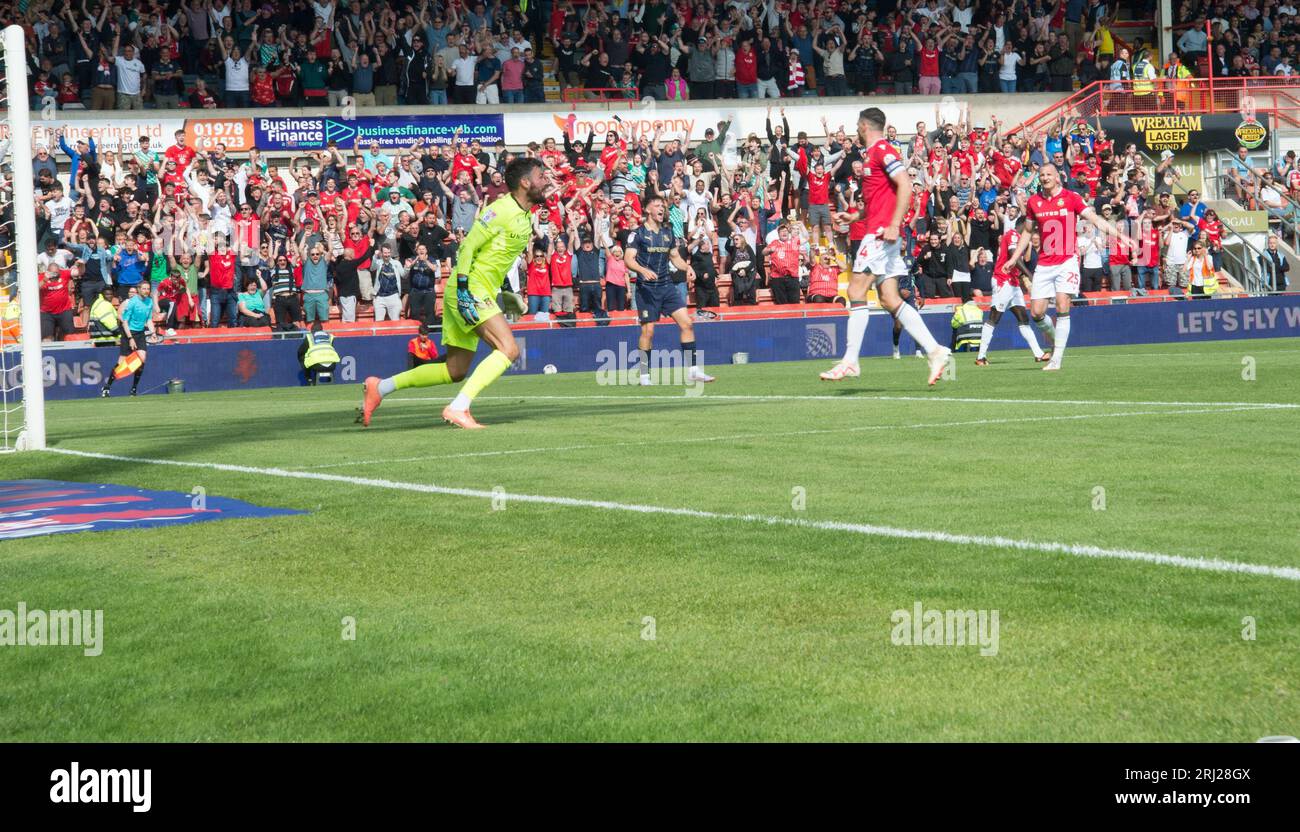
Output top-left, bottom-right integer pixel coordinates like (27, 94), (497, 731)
(456, 275), (480, 325)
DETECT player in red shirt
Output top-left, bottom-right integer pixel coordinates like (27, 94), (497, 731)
(1006, 163), (1134, 370)
(974, 217), (1050, 366)
(823, 107), (950, 385)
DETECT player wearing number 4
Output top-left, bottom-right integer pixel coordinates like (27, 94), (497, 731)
(359, 158), (549, 429)
(1004, 163), (1136, 371)
(823, 107), (951, 386)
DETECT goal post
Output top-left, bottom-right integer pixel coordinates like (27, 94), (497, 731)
(2, 24), (46, 452)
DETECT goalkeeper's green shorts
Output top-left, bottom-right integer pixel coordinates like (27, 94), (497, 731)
(441, 278), (502, 352)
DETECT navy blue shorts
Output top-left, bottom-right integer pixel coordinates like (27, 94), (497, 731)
(635, 277), (685, 323)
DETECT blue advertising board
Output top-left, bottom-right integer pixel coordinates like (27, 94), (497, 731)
(252, 114), (505, 151)
(20, 296), (1300, 400)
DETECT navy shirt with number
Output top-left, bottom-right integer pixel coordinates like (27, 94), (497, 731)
(628, 224), (676, 282)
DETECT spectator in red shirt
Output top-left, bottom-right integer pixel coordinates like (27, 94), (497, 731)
(39, 265), (76, 341)
(1198, 208), (1225, 271)
(207, 236), (239, 328)
(916, 34), (942, 95)
(807, 249), (842, 304)
(526, 248), (552, 316)
(736, 41), (758, 97)
(548, 238), (575, 315)
(407, 322), (440, 368)
(805, 161), (835, 247)
(767, 223), (804, 305)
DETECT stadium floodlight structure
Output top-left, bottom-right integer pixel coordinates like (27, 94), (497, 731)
(1, 25), (47, 452)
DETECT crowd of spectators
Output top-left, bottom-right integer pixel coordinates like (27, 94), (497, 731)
(5, 0), (1299, 339)
(16, 0), (1300, 111)
(10, 87), (1298, 343)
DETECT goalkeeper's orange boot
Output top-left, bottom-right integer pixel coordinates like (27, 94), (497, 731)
(442, 405), (486, 429)
(359, 377), (383, 427)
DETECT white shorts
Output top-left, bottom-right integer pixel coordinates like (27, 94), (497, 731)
(852, 235), (908, 279)
(990, 280), (1026, 312)
(1030, 259), (1082, 300)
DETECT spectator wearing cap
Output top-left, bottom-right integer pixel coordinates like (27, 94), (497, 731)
(681, 33), (716, 100)
(573, 234), (607, 318)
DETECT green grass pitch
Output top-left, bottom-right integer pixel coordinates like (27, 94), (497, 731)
(3, 338), (1299, 741)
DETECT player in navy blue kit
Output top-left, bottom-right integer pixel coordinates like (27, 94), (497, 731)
(624, 197), (715, 386)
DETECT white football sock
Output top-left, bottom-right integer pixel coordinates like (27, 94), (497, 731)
(1018, 324), (1045, 358)
(1033, 315), (1056, 345)
(894, 303), (941, 355)
(448, 392), (471, 411)
(977, 323), (995, 359)
(378, 377), (397, 396)
(1052, 316), (1071, 363)
(842, 302), (870, 365)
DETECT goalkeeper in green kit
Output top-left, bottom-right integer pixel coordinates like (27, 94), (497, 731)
(360, 157), (548, 430)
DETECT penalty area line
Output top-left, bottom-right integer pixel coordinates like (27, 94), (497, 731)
(40, 446), (1300, 583)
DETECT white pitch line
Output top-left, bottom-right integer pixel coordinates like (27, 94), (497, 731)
(39, 447), (1300, 583)
(400, 392), (1300, 409)
(301, 405), (1276, 469)
(1095, 348), (1300, 358)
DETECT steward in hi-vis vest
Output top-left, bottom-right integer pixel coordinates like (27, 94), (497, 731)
(299, 323), (341, 385)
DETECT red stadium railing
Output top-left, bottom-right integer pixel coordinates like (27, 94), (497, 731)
(1010, 76), (1300, 139)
